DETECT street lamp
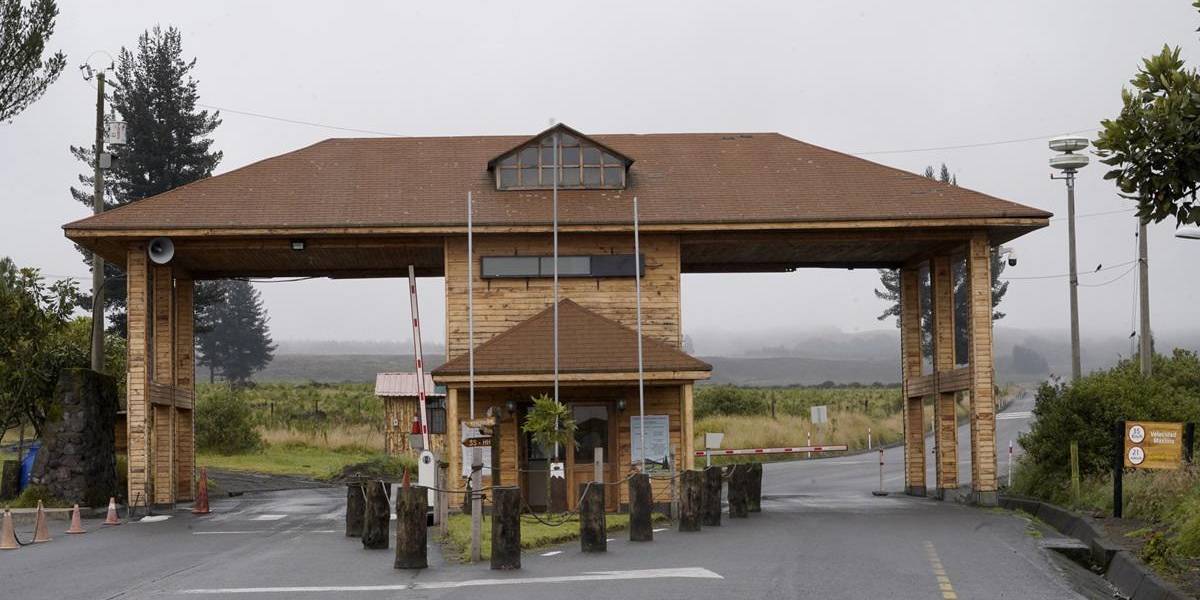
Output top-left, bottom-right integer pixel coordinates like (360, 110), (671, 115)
(1049, 135), (1089, 382)
(1176, 226), (1200, 240)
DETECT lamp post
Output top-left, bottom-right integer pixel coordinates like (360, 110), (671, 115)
(1049, 135), (1089, 382)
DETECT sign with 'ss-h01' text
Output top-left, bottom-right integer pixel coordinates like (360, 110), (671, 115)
(1124, 421), (1183, 470)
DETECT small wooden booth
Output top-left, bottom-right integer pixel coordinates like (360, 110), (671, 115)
(375, 372), (447, 456)
(64, 123), (1048, 509)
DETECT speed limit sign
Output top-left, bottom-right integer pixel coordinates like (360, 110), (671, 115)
(1128, 425), (1146, 444)
(1127, 446), (1146, 466)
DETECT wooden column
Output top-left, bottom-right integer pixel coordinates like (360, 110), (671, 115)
(174, 277), (195, 501)
(446, 386), (461, 493)
(125, 245), (151, 506)
(967, 235), (998, 505)
(151, 265), (175, 506)
(681, 383), (695, 470)
(900, 267), (926, 496)
(931, 255), (958, 498)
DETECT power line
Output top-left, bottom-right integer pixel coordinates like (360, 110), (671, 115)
(1000, 259), (1137, 281)
(849, 128), (1097, 155)
(1079, 263), (1138, 288)
(197, 104), (405, 138)
(1049, 208), (1134, 222)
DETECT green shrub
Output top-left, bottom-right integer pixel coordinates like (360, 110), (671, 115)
(695, 386), (767, 418)
(5, 484), (69, 509)
(196, 388), (263, 454)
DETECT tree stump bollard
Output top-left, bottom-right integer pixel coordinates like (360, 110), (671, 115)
(629, 473), (653, 542)
(345, 482), (365, 538)
(362, 480), (390, 549)
(729, 465), (749, 518)
(491, 486), (522, 570)
(579, 482), (606, 553)
(748, 463), (763, 513)
(549, 476), (568, 513)
(702, 466), (722, 527)
(679, 470), (703, 532)
(394, 485), (427, 569)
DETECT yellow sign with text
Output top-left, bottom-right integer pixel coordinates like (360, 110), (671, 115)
(1124, 421), (1184, 470)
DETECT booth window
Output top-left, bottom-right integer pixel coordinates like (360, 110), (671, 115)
(481, 254), (643, 278)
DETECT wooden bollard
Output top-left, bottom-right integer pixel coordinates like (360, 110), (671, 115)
(702, 466), (722, 527)
(628, 473), (653, 542)
(579, 482), (606, 552)
(491, 486), (521, 570)
(394, 485), (427, 569)
(345, 482), (365, 537)
(728, 465), (748, 518)
(549, 476), (568, 513)
(362, 480), (390, 549)
(679, 470), (703, 532)
(748, 463), (763, 513)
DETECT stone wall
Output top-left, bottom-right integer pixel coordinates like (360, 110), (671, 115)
(31, 368), (119, 507)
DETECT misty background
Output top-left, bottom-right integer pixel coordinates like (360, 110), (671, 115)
(3, 1), (1199, 385)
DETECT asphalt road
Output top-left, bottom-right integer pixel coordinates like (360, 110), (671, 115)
(1, 390), (1114, 599)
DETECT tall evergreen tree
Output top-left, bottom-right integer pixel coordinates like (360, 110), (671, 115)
(0, 0), (65, 123)
(195, 280), (276, 385)
(874, 165), (1007, 361)
(70, 26), (221, 335)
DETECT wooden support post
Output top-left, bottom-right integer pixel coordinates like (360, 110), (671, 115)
(362, 480), (390, 550)
(728, 465), (748, 518)
(470, 447), (482, 562)
(437, 462), (449, 536)
(702, 466), (722, 526)
(678, 470), (702, 532)
(681, 384), (695, 470)
(967, 235), (998, 506)
(1070, 441), (1080, 505)
(747, 463), (763, 513)
(579, 482), (606, 552)
(125, 245), (150, 505)
(594, 447), (604, 484)
(150, 265), (175, 507)
(900, 266), (926, 497)
(549, 474), (567, 513)
(174, 276), (195, 502)
(345, 482), (365, 537)
(931, 255), (958, 499)
(394, 485), (428, 570)
(628, 473), (653, 542)
(490, 486), (521, 570)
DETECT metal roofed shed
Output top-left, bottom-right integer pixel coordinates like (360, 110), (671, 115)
(375, 372), (446, 456)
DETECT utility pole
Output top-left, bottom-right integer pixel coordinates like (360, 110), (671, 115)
(89, 71), (106, 373)
(1049, 136), (1089, 382)
(1138, 219), (1152, 376)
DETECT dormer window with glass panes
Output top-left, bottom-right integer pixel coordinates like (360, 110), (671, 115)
(492, 127), (629, 190)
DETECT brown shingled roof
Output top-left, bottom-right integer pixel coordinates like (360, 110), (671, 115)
(63, 129), (1049, 233)
(431, 299), (711, 377)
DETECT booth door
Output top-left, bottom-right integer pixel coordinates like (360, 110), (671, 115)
(569, 404), (618, 511)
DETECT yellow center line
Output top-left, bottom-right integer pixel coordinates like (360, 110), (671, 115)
(923, 541), (958, 599)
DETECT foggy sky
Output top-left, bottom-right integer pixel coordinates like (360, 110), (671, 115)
(2, 0), (1198, 354)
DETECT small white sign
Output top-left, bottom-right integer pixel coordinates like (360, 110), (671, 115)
(104, 120), (127, 145)
(704, 432), (724, 450)
(810, 405), (828, 424)
(1128, 446), (1146, 466)
(1128, 425), (1146, 444)
(460, 422), (492, 477)
(549, 462), (565, 479)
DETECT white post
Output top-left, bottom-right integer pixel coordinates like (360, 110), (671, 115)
(467, 191), (475, 420)
(1008, 440), (1013, 485)
(868, 427), (873, 450)
(807, 431), (811, 459)
(633, 196), (646, 472)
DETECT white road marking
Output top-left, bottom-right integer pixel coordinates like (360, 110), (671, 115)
(180, 567), (723, 594)
(652, 528), (668, 533)
(250, 514), (286, 521)
(997, 411), (1032, 421)
(606, 538), (615, 542)
(139, 515), (171, 523)
(193, 531), (263, 535)
(540, 550), (563, 556)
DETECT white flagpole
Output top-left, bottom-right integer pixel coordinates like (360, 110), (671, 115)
(633, 196), (646, 472)
(552, 132), (561, 459)
(468, 191), (475, 420)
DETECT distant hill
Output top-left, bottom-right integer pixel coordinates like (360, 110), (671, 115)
(252, 354), (446, 384)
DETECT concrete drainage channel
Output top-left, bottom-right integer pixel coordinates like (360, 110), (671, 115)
(1000, 496), (1189, 600)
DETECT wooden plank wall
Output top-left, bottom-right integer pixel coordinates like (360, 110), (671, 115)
(175, 277), (195, 501)
(442, 233), (682, 359)
(615, 385), (683, 507)
(899, 267), (925, 495)
(125, 246), (150, 505)
(383, 396), (447, 456)
(931, 255), (958, 493)
(151, 265), (176, 506)
(967, 235), (997, 499)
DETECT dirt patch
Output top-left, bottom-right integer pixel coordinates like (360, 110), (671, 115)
(206, 468), (330, 496)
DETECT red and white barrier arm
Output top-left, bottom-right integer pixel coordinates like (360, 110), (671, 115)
(694, 445), (849, 457)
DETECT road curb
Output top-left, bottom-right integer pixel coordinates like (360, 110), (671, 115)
(999, 495), (1189, 600)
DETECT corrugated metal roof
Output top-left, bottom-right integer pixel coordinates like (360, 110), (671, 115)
(374, 372), (444, 398)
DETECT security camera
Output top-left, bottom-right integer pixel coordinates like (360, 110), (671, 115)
(997, 245), (1017, 267)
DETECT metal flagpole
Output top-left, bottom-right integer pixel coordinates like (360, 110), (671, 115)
(552, 132), (561, 458)
(407, 265), (430, 450)
(468, 191), (475, 420)
(633, 196), (646, 472)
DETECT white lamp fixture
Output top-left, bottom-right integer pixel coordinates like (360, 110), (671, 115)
(1177, 226), (1200, 240)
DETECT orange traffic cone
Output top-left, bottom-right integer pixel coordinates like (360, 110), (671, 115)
(401, 467), (410, 488)
(103, 497), (121, 526)
(32, 501), (51, 543)
(192, 467), (210, 515)
(0, 509), (18, 550)
(66, 504), (86, 534)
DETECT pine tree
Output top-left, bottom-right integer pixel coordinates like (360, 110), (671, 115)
(70, 26), (221, 335)
(0, 0), (66, 122)
(195, 280), (276, 385)
(874, 165), (1007, 361)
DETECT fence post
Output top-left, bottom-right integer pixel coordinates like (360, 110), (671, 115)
(394, 485), (427, 569)
(629, 473), (653, 542)
(437, 462), (449, 536)
(470, 447), (483, 562)
(1185, 423), (1196, 464)
(728, 465), (748, 518)
(679, 470), (702, 532)
(362, 480), (390, 549)
(491, 486), (521, 570)
(579, 482), (606, 552)
(345, 482), (365, 537)
(748, 463), (763, 513)
(702, 466), (722, 527)
(1069, 441), (1080, 505)
(1113, 421), (1125, 519)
